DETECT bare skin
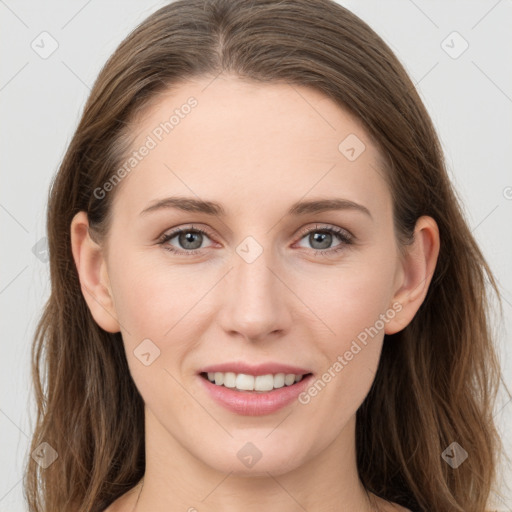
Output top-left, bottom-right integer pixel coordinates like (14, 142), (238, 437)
(105, 480), (412, 512)
(71, 74), (439, 512)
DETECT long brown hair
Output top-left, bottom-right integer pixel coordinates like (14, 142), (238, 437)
(24, 1), (510, 511)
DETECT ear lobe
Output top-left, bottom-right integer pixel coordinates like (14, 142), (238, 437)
(70, 211), (120, 333)
(385, 215), (440, 335)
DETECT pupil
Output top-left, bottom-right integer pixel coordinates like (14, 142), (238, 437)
(312, 232), (331, 249)
(181, 231), (202, 249)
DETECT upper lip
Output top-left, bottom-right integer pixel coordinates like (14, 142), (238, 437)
(199, 361), (312, 377)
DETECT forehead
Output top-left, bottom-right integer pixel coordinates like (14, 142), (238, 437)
(110, 75), (390, 219)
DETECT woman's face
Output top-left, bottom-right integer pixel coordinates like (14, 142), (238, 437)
(85, 75), (415, 476)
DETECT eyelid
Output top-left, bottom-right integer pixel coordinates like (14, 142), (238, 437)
(158, 224), (217, 245)
(295, 223), (354, 242)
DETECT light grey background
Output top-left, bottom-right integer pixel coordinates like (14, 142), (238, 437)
(1, 0), (511, 510)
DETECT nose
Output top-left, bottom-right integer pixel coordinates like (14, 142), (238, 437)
(217, 246), (293, 343)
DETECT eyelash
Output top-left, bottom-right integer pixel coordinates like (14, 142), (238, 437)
(157, 223), (354, 257)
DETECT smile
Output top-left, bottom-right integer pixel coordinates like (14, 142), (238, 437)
(201, 371), (309, 392)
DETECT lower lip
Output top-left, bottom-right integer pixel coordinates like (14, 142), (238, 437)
(198, 373), (314, 416)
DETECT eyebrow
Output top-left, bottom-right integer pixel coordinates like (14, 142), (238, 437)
(139, 196), (372, 219)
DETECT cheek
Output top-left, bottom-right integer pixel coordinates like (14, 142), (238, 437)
(108, 257), (196, 413)
(304, 257), (396, 349)
(108, 250), (214, 390)
(298, 254), (396, 405)
(109, 250), (194, 336)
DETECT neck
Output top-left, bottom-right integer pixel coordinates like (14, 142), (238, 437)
(132, 410), (378, 512)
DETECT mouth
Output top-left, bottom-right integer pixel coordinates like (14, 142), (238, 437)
(197, 362), (314, 415)
(200, 371), (313, 393)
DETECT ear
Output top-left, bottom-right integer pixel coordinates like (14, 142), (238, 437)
(385, 215), (440, 335)
(70, 211), (120, 333)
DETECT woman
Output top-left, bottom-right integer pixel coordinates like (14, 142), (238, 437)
(24, 1), (509, 511)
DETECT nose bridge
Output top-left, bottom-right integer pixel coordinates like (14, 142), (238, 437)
(219, 238), (290, 341)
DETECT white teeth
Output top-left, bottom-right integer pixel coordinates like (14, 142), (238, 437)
(204, 371), (307, 391)
(284, 374), (296, 386)
(255, 374), (274, 391)
(273, 373), (285, 388)
(223, 372), (236, 388)
(236, 373), (254, 391)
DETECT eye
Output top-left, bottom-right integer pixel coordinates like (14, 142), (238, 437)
(157, 223), (354, 257)
(157, 225), (215, 255)
(295, 224), (353, 255)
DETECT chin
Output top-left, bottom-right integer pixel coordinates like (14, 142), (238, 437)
(197, 435), (310, 477)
